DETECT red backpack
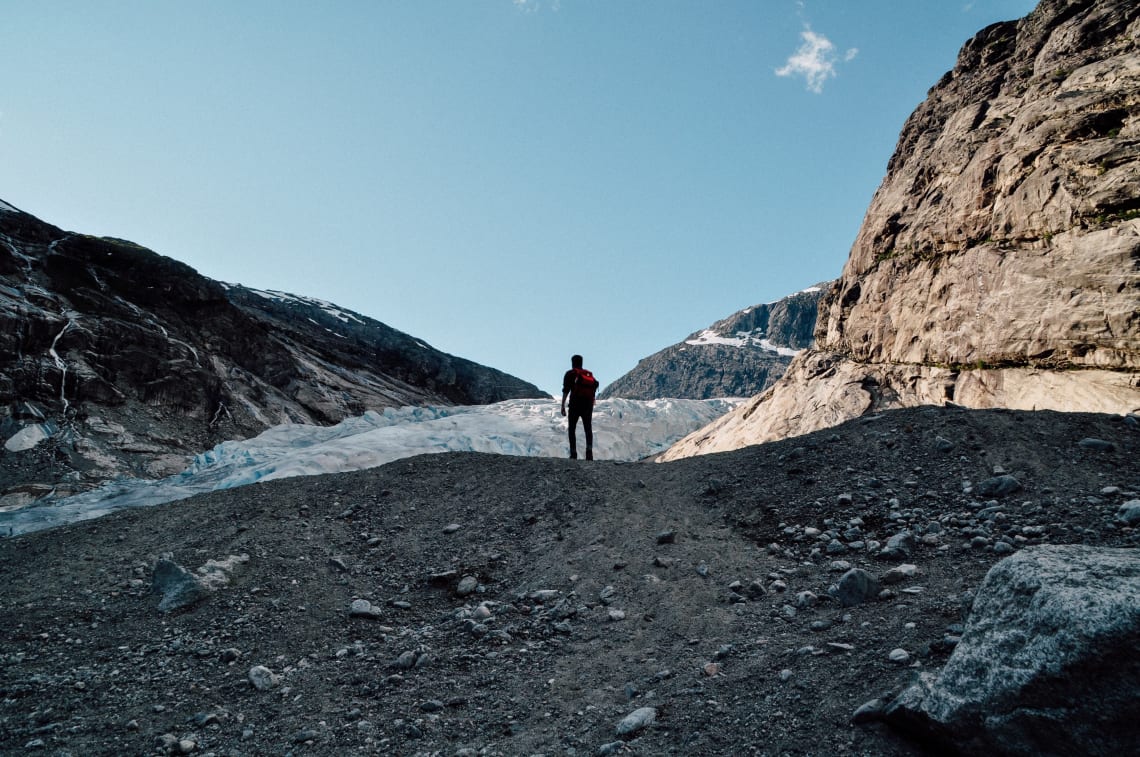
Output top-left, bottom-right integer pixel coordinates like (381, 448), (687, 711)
(571, 368), (598, 400)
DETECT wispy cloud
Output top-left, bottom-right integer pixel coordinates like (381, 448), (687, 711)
(776, 27), (858, 94)
(513, 0), (560, 13)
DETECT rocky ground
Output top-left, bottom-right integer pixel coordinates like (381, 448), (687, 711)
(1, 405), (1137, 756)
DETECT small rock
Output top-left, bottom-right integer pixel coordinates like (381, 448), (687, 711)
(835, 568), (881, 607)
(1077, 438), (1115, 452)
(530, 589), (559, 602)
(881, 564), (918, 585)
(879, 531), (915, 559)
(656, 529), (676, 544)
(779, 668), (794, 682)
(248, 665), (280, 691)
(745, 580), (767, 599)
(442, 523), (462, 534)
(456, 576), (479, 596)
(852, 698), (888, 724)
(349, 599), (382, 619)
(1115, 500), (1140, 526)
(888, 648), (910, 664)
(795, 591), (818, 608)
(615, 706), (657, 737)
(974, 475), (1022, 498)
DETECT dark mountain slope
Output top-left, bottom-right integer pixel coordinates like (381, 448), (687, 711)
(0, 201), (545, 500)
(603, 284), (827, 400)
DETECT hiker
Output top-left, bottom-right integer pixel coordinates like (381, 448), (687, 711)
(561, 354), (599, 460)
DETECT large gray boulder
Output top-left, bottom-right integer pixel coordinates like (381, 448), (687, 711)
(884, 545), (1140, 755)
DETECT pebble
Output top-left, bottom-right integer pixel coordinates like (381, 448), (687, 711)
(442, 523), (462, 534)
(835, 568), (881, 607)
(248, 665), (280, 690)
(974, 475), (1023, 498)
(615, 706), (657, 736)
(1115, 500), (1140, 526)
(888, 648), (911, 664)
(349, 599), (382, 619)
(779, 669), (794, 682)
(879, 531), (915, 559)
(456, 576), (479, 596)
(795, 590), (818, 608)
(530, 589), (560, 602)
(881, 564), (918, 584)
(1077, 438), (1115, 451)
(851, 698), (887, 724)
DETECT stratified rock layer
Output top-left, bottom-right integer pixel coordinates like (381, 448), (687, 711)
(664, 0), (1140, 460)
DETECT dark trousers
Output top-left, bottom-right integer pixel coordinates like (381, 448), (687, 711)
(567, 403), (593, 456)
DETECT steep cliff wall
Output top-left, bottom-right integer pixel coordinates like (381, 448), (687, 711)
(664, 0), (1140, 460)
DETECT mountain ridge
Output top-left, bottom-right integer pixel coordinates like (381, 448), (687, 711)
(601, 284), (828, 400)
(0, 201), (546, 502)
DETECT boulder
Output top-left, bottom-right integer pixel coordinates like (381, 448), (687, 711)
(883, 545), (1140, 755)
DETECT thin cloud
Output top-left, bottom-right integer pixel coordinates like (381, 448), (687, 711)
(513, 0), (559, 12)
(777, 27), (857, 93)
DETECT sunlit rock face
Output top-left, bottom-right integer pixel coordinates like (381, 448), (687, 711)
(664, 0), (1140, 460)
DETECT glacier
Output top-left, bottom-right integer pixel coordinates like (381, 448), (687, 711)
(0, 397), (740, 536)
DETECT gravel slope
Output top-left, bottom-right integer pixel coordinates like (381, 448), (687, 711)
(1, 405), (1137, 756)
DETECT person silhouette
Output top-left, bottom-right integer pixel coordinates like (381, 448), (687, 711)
(560, 354), (598, 460)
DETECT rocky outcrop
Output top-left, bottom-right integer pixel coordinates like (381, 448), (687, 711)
(664, 0), (1140, 459)
(0, 201), (546, 495)
(883, 545), (1140, 755)
(601, 285), (827, 400)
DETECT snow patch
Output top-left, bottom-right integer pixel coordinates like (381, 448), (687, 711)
(0, 199), (18, 214)
(685, 329), (801, 356)
(247, 288), (366, 325)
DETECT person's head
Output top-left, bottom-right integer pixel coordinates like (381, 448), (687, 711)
(571, 354), (583, 369)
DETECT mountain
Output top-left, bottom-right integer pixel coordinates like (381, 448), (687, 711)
(0, 200), (546, 495)
(601, 284), (829, 400)
(663, 0), (1140, 460)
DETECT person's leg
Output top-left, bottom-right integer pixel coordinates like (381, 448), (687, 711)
(567, 407), (580, 458)
(582, 410), (593, 460)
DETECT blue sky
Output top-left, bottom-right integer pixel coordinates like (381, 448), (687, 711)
(1, 0), (1037, 397)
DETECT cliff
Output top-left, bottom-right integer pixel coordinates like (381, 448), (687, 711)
(663, 0), (1140, 460)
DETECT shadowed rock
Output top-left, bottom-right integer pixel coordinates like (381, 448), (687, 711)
(884, 545), (1140, 755)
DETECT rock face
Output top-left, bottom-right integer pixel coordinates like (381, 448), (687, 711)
(663, 0), (1140, 459)
(0, 201), (546, 494)
(601, 285), (827, 400)
(884, 545), (1140, 755)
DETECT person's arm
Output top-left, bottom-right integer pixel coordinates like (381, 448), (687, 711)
(561, 388), (569, 416)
